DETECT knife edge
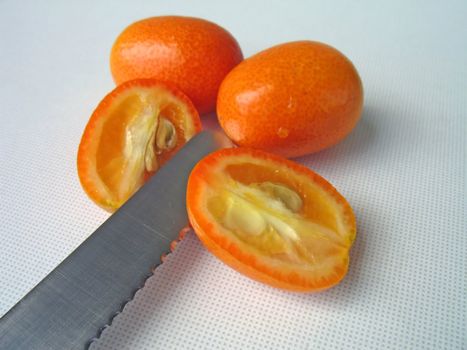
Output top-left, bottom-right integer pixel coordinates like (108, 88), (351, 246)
(0, 131), (228, 350)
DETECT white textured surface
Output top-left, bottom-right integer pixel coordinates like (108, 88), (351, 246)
(0, 0), (466, 349)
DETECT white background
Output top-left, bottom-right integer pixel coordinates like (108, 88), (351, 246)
(0, 0), (465, 349)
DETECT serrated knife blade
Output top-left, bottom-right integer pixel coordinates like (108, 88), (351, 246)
(0, 130), (228, 350)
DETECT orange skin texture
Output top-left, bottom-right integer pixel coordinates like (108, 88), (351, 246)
(217, 41), (364, 158)
(110, 16), (243, 115)
(186, 147), (356, 292)
(77, 79), (201, 212)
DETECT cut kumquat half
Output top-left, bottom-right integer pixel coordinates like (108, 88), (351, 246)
(78, 79), (201, 212)
(186, 148), (356, 292)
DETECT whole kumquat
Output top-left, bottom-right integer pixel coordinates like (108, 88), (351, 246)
(217, 41), (363, 157)
(110, 16), (243, 115)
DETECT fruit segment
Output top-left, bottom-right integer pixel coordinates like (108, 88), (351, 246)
(187, 148), (356, 292)
(78, 79), (201, 211)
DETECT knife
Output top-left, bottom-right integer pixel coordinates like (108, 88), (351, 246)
(0, 130), (229, 350)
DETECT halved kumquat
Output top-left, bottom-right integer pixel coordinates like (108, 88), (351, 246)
(186, 148), (356, 292)
(78, 79), (201, 211)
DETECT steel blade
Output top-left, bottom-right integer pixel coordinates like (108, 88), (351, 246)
(0, 130), (228, 350)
